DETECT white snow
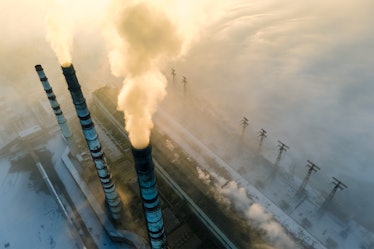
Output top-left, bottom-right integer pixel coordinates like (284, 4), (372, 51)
(0, 156), (78, 249)
(17, 125), (42, 139)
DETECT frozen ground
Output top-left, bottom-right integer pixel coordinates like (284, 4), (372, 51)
(46, 136), (116, 248)
(0, 154), (77, 249)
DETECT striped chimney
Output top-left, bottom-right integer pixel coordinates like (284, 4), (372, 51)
(61, 63), (122, 221)
(35, 65), (72, 139)
(131, 145), (167, 249)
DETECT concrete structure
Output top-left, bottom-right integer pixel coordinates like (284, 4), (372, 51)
(61, 63), (122, 221)
(131, 145), (167, 249)
(35, 65), (72, 139)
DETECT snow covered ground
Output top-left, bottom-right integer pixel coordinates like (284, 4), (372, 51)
(46, 136), (117, 249)
(0, 154), (78, 249)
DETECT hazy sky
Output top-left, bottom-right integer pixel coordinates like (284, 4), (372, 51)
(1, 0), (373, 230)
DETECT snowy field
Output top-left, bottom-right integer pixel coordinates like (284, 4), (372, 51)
(0, 154), (77, 249)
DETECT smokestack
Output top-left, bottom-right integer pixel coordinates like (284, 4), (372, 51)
(131, 145), (167, 249)
(61, 63), (122, 221)
(35, 65), (72, 139)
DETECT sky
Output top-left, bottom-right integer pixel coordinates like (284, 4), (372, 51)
(1, 0), (373, 235)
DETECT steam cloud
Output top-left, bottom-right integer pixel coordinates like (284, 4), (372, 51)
(106, 0), (223, 149)
(212, 178), (297, 248)
(43, 0), (223, 148)
(108, 2), (181, 149)
(45, 0), (76, 66)
(221, 181), (296, 248)
(196, 166), (211, 185)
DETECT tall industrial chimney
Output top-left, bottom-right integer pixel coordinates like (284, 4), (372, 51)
(131, 145), (167, 249)
(61, 63), (122, 221)
(35, 65), (72, 139)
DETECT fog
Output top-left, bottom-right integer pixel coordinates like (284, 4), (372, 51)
(1, 0), (374, 245)
(171, 0), (374, 228)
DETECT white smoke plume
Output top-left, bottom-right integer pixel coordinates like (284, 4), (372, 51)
(45, 0), (77, 66)
(196, 166), (211, 185)
(105, 0), (224, 149)
(194, 165), (297, 248)
(107, 2), (181, 149)
(214, 179), (297, 248)
(246, 203), (296, 249)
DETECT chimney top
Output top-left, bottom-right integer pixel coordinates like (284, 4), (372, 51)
(35, 65), (43, 71)
(131, 144), (152, 157)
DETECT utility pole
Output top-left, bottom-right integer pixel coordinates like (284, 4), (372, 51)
(295, 160), (320, 197)
(171, 68), (176, 85)
(182, 76), (187, 95)
(240, 117), (249, 135)
(275, 140), (289, 166)
(319, 177), (347, 214)
(256, 128), (267, 154)
(259, 129), (267, 147)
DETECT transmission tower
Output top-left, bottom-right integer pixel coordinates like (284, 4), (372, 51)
(171, 68), (176, 85)
(256, 128), (267, 154)
(275, 140), (289, 166)
(259, 129), (267, 147)
(295, 160), (320, 197)
(319, 177), (347, 213)
(182, 76), (187, 95)
(240, 117), (249, 135)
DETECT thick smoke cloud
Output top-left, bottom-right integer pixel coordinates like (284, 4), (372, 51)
(106, 0), (223, 149)
(246, 204), (295, 249)
(45, 0), (75, 65)
(110, 3), (182, 76)
(195, 167), (297, 248)
(45, 0), (109, 66)
(215, 179), (297, 248)
(107, 1), (182, 149)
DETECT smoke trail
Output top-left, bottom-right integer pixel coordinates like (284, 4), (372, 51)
(246, 203), (296, 249)
(45, 0), (76, 66)
(106, 0), (224, 149)
(205, 174), (297, 248)
(196, 166), (211, 185)
(217, 181), (297, 249)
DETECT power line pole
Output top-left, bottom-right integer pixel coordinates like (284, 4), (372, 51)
(257, 129), (267, 154)
(295, 160), (320, 197)
(240, 117), (249, 135)
(182, 76), (187, 95)
(275, 140), (289, 166)
(319, 177), (347, 214)
(259, 129), (267, 146)
(171, 68), (176, 86)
